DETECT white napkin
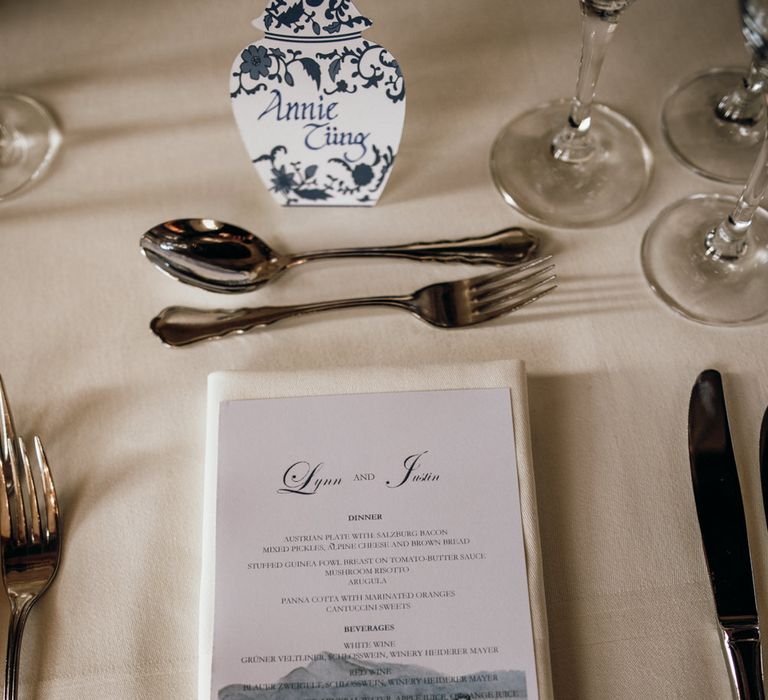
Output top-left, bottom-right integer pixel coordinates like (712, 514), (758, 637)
(201, 360), (553, 700)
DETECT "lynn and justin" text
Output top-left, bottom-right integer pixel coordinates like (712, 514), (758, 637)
(277, 451), (437, 496)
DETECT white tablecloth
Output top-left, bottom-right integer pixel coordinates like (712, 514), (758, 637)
(1, 1), (766, 697)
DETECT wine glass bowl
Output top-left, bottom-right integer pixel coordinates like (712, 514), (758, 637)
(661, 0), (768, 183)
(641, 0), (768, 326)
(0, 93), (61, 202)
(490, 99), (652, 227)
(662, 67), (766, 184)
(490, 0), (652, 227)
(642, 193), (768, 324)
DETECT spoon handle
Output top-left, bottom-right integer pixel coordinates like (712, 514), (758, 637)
(151, 296), (414, 347)
(292, 227), (538, 266)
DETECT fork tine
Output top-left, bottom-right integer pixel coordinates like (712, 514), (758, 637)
(474, 282), (558, 324)
(469, 255), (553, 289)
(471, 263), (556, 304)
(6, 439), (26, 545)
(17, 438), (41, 545)
(34, 437), (58, 541)
(0, 454), (10, 541)
(474, 272), (558, 313)
(0, 376), (16, 465)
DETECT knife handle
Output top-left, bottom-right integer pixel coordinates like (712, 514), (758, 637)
(723, 624), (764, 699)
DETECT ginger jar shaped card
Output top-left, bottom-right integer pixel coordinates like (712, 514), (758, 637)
(230, 0), (406, 207)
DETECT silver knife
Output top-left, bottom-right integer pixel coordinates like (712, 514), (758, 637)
(689, 369), (764, 700)
(760, 406), (768, 533)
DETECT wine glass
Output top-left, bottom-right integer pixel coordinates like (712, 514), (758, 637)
(641, 0), (768, 325)
(490, 0), (652, 228)
(0, 93), (61, 201)
(662, 61), (767, 183)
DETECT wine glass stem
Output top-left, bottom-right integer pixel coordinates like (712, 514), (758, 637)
(715, 57), (768, 125)
(707, 126), (768, 260)
(551, 12), (618, 164)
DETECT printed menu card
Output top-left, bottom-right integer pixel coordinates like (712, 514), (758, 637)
(204, 386), (541, 700)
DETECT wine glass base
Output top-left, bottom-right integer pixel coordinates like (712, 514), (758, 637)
(0, 93), (61, 201)
(490, 98), (652, 228)
(641, 193), (768, 325)
(662, 68), (764, 184)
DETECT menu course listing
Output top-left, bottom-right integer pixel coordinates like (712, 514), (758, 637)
(210, 388), (539, 700)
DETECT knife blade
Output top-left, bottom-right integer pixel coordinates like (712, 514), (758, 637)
(689, 369), (764, 700)
(760, 406), (768, 534)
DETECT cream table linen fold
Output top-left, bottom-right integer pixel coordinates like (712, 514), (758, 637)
(202, 360), (552, 700)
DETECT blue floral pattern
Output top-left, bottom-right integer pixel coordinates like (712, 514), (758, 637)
(260, 0), (372, 36)
(254, 144), (395, 205)
(231, 0), (404, 206)
(239, 45), (273, 79)
(320, 41), (405, 103)
(231, 40), (403, 104)
(232, 47), (323, 97)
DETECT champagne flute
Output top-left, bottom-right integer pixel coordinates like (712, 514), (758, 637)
(0, 93), (61, 201)
(641, 0), (768, 325)
(490, 0), (652, 228)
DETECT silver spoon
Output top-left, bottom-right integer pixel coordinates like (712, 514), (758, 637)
(140, 218), (539, 294)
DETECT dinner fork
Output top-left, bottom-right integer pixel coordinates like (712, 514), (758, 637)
(0, 378), (60, 700)
(151, 256), (557, 347)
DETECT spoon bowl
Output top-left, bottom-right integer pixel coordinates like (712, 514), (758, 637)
(140, 218), (539, 294)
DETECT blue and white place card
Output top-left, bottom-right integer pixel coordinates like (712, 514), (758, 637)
(230, 0), (406, 207)
(203, 386), (541, 700)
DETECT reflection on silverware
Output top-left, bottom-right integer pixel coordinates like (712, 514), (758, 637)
(688, 370), (763, 700)
(140, 218), (539, 294)
(150, 256), (556, 347)
(0, 376), (61, 700)
(0, 377), (15, 467)
(760, 406), (768, 533)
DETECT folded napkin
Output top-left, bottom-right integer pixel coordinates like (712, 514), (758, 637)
(201, 360), (553, 700)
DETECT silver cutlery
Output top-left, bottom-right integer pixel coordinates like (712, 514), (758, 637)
(140, 218), (540, 294)
(761, 406), (768, 532)
(0, 379), (14, 470)
(0, 377), (61, 700)
(151, 256), (556, 347)
(688, 370), (764, 700)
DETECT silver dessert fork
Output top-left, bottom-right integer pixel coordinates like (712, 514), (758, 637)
(151, 256), (557, 347)
(0, 377), (60, 700)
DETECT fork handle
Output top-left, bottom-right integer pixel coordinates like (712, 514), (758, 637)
(290, 228), (538, 267)
(4, 597), (33, 700)
(150, 295), (415, 347)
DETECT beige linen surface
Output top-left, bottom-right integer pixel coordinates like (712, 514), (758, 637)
(0, 0), (767, 698)
(201, 361), (552, 700)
